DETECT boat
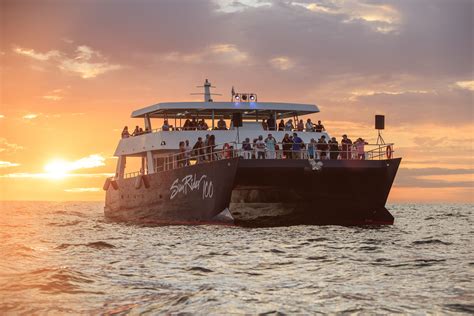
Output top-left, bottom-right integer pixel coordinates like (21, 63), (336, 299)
(104, 79), (401, 226)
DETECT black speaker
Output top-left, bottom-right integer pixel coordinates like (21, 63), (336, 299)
(375, 115), (385, 130)
(232, 113), (243, 127)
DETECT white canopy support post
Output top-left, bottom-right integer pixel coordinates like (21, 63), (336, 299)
(146, 151), (154, 174)
(212, 110), (215, 129)
(144, 114), (152, 131)
(116, 156), (126, 179)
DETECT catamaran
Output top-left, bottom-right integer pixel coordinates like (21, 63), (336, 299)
(104, 79), (401, 226)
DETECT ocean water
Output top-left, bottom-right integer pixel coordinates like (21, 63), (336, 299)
(0, 202), (473, 314)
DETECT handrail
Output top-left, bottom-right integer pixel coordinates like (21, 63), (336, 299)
(114, 142), (395, 180)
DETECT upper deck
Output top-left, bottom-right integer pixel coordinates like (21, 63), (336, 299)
(131, 101), (319, 119)
(116, 80), (326, 156)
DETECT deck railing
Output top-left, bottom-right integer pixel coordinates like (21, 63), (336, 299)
(118, 142), (395, 179)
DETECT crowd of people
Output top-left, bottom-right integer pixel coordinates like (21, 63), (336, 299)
(239, 133), (368, 160)
(122, 118), (329, 136)
(121, 125), (151, 138)
(170, 133), (370, 167)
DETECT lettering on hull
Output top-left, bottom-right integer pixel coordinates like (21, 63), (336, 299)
(170, 174), (214, 200)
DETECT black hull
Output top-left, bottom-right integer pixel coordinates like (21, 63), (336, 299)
(230, 158), (401, 226)
(104, 158), (239, 224)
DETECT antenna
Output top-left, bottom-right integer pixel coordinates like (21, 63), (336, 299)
(190, 79), (222, 102)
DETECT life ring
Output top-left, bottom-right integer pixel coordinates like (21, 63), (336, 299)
(223, 143), (231, 159)
(386, 145), (393, 159)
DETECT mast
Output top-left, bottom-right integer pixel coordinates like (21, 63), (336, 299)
(203, 79), (211, 102)
(191, 79), (221, 102)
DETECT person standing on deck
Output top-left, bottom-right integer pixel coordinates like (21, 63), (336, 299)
(184, 140), (192, 165)
(282, 134), (292, 159)
(207, 135), (216, 161)
(121, 126), (130, 138)
(267, 116), (276, 131)
(355, 138), (368, 160)
(341, 134), (352, 159)
(242, 138), (252, 159)
(305, 119), (314, 132)
(328, 137), (339, 160)
(292, 133), (304, 159)
(265, 134), (277, 159)
(297, 119), (304, 131)
(307, 138), (316, 159)
(285, 119), (294, 131)
(315, 120), (325, 132)
(178, 141), (187, 167)
(255, 135), (266, 159)
(317, 135), (329, 159)
(193, 137), (204, 163)
(217, 118), (227, 130)
(278, 120), (285, 131)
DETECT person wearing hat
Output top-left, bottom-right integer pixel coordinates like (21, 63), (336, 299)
(341, 134), (352, 159)
(328, 136), (339, 160)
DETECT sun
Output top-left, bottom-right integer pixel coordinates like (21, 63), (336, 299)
(44, 159), (70, 179)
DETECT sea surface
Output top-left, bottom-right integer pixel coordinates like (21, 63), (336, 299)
(0, 202), (473, 314)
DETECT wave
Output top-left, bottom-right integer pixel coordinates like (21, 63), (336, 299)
(412, 239), (452, 245)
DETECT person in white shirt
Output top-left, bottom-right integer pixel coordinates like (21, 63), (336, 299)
(305, 118), (314, 132)
(265, 134), (276, 159)
(255, 135), (266, 159)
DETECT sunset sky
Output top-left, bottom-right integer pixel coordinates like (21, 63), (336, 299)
(0, 0), (473, 202)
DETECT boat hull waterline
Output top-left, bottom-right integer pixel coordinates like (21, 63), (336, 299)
(104, 158), (401, 226)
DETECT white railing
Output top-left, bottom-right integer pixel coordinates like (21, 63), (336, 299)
(116, 142), (395, 180)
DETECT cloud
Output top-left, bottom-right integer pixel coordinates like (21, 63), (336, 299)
(13, 45), (122, 79)
(13, 47), (60, 61)
(64, 187), (100, 192)
(162, 43), (249, 65)
(214, 0), (272, 13)
(293, 0), (401, 33)
(23, 114), (38, 119)
(0, 173), (114, 179)
(396, 167), (474, 188)
(44, 154), (106, 174)
(0, 138), (24, 153)
(0, 161), (20, 168)
(269, 56), (295, 70)
(42, 89), (64, 101)
(455, 80), (474, 91)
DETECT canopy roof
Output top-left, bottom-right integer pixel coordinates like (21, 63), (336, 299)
(131, 102), (319, 120)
